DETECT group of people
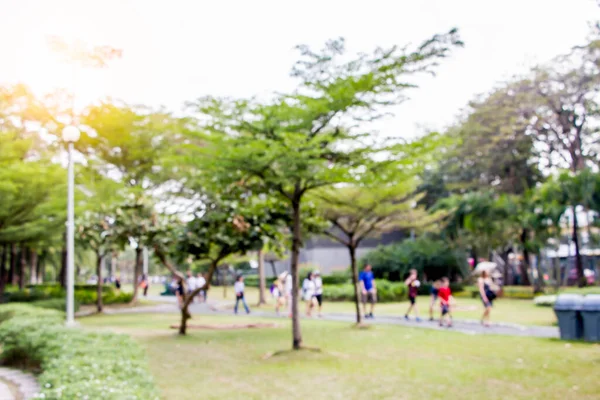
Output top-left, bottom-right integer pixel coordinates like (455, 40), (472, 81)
(172, 271), (208, 309)
(267, 270), (324, 317)
(361, 264), (500, 327)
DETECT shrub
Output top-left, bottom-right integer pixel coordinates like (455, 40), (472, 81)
(5, 284), (131, 305)
(31, 298), (80, 312)
(322, 280), (408, 302)
(0, 304), (159, 400)
(360, 237), (467, 282)
(534, 295), (557, 307)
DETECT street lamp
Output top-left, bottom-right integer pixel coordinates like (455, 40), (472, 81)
(63, 125), (80, 326)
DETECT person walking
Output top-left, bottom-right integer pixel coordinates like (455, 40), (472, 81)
(302, 272), (317, 317)
(186, 270), (197, 303)
(359, 264), (377, 319)
(313, 270), (323, 317)
(271, 278), (284, 315)
(175, 276), (185, 309)
(478, 270), (497, 327)
(438, 277), (454, 327)
(429, 280), (441, 321)
(234, 275), (250, 314)
(404, 269), (421, 321)
(196, 272), (206, 303)
(139, 274), (150, 297)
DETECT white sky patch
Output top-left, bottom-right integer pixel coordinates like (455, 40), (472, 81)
(1, 0), (597, 141)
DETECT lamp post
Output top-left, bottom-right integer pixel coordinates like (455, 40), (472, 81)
(63, 125), (80, 326)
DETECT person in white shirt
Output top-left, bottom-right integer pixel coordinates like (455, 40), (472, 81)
(234, 275), (250, 314)
(196, 272), (207, 303)
(302, 272), (317, 317)
(313, 270), (323, 317)
(186, 271), (197, 303)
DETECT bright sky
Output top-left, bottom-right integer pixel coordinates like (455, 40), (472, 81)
(1, 0), (598, 139)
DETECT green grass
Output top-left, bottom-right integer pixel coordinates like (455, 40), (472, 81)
(81, 313), (600, 400)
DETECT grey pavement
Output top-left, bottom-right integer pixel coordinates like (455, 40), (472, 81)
(93, 294), (559, 339)
(0, 367), (40, 400)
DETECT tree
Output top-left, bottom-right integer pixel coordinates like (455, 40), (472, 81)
(190, 32), (463, 349)
(76, 209), (114, 312)
(153, 195), (286, 335)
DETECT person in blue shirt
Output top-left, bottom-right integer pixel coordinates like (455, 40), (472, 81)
(359, 264), (377, 319)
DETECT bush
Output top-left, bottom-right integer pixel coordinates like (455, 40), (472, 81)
(534, 295), (557, 307)
(31, 298), (80, 312)
(416, 282), (465, 296)
(0, 304), (159, 399)
(243, 276), (276, 288)
(5, 284), (131, 305)
(361, 237), (467, 282)
(322, 280), (408, 302)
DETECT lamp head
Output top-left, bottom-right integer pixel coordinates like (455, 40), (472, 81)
(62, 125), (80, 143)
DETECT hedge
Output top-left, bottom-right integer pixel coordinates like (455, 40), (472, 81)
(453, 285), (541, 300)
(5, 284), (132, 305)
(245, 270), (352, 288)
(0, 304), (159, 399)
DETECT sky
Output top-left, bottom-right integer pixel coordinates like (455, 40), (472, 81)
(1, 0), (598, 139)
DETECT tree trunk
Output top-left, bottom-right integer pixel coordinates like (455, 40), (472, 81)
(96, 253), (103, 313)
(290, 199), (303, 350)
(29, 250), (38, 285)
(19, 246), (27, 290)
(9, 244), (17, 285)
(179, 259), (220, 335)
(519, 229), (531, 286)
(36, 251), (45, 284)
(348, 244), (362, 324)
(269, 261), (277, 277)
(257, 248), (266, 305)
(131, 248), (143, 303)
(572, 207), (585, 287)
(0, 245), (8, 302)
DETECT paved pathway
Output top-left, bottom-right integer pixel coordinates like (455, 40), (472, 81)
(89, 295), (559, 339)
(0, 367), (40, 400)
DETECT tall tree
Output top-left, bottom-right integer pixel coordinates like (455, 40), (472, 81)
(190, 32), (463, 349)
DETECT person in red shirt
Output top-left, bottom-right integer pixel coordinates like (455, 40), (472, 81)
(438, 277), (454, 328)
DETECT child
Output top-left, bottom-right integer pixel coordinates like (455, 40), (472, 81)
(429, 280), (441, 321)
(271, 278), (284, 315)
(234, 275), (250, 314)
(438, 277), (453, 328)
(404, 269), (421, 322)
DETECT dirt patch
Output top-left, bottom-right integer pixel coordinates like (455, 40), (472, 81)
(169, 323), (278, 330)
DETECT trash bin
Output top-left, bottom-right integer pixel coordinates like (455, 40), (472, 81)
(582, 295), (600, 342)
(553, 294), (584, 340)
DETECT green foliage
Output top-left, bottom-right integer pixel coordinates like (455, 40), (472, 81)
(0, 303), (159, 400)
(31, 298), (80, 312)
(361, 237), (465, 281)
(5, 284), (131, 305)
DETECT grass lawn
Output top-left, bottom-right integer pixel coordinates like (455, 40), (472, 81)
(207, 286), (559, 326)
(82, 313), (599, 400)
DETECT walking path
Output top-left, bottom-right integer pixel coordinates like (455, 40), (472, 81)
(0, 367), (40, 400)
(86, 295), (559, 339)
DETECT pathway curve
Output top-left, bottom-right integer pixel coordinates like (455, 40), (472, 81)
(0, 367), (40, 400)
(89, 295), (559, 339)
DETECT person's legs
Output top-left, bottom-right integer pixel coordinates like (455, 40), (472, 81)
(405, 297), (415, 318)
(316, 295), (322, 316)
(234, 297), (240, 314)
(369, 292), (376, 317)
(429, 297), (436, 321)
(361, 293), (368, 318)
(242, 296), (250, 313)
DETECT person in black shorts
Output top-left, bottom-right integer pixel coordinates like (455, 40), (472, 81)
(175, 276), (185, 309)
(404, 269), (421, 322)
(313, 270), (323, 317)
(429, 280), (441, 321)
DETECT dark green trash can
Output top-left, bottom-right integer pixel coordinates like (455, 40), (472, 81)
(582, 295), (600, 342)
(554, 294), (584, 340)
